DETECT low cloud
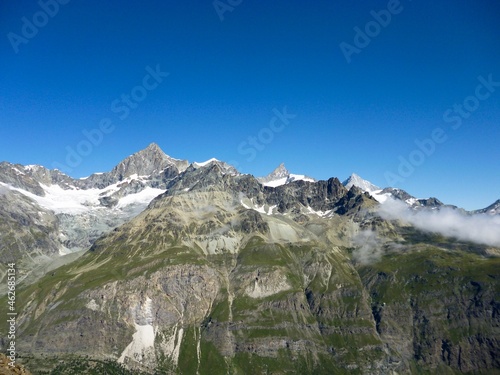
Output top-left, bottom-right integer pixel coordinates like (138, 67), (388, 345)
(352, 229), (384, 265)
(378, 198), (500, 247)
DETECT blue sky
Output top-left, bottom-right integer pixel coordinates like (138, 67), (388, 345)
(1, 1), (499, 210)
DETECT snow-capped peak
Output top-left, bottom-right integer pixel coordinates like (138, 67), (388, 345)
(258, 163), (315, 187)
(342, 173), (380, 193)
(191, 158), (240, 176)
(24, 164), (43, 171)
(267, 163), (289, 180)
(193, 158), (219, 167)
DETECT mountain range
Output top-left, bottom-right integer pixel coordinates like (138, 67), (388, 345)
(0, 143), (499, 374)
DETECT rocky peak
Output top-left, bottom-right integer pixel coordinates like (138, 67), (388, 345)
(269, 163), (289, 179)
(342, 173), (380, 193)
(192, 158), (239, 176)
(257, 163), (289, 184)
(258, 163), (315, 187)
(417, 197), (444, 207)
(143, 142), (163, 154)
(109, 143), (188, 181)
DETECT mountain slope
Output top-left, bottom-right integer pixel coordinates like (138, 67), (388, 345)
(7, 166), (388, 373)
(3, 162), (499, 374)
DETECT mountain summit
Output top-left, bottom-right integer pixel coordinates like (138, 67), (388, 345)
(108, 142), (189, 181)
(258, 163), (315, 187)
(258, 163), (289, 183)
(342, 173), (380, 193)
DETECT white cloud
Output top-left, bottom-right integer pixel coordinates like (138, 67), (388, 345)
(352, 229), (384, 265)
(377, 198), (500, 247)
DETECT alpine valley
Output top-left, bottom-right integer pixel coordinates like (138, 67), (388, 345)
(0, 143), (499, 374)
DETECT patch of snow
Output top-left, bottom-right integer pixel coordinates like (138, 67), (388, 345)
(0, 176), (162, 215)
(240, 199), (277, 216)
(370, 190), (390, 203)
(127, 173), (139, 180)
(262, 177), (288, 187)
(306, 206), (332, 217)
(118, 323), (155, 364)
(193, 158), (219, 167)
(289, 174), (315, 183)
(405, 197), (418, 206)
(24, 165), (41, 171)
(240, 200), (251, 210)
(262, 174), (315, 187)
(115, 187), (164, 209)
(1, 182), (103, 214)
(118, 297), (155, 364)
(12, 167), (25, 175)
(254, 205), (267, 214)
(268, 205), (277, 215)
(162, 154), (185, 163)
(79, 173), (103, 180)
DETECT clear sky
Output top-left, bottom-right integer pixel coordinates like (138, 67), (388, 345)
(1, 1), (499, 210)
